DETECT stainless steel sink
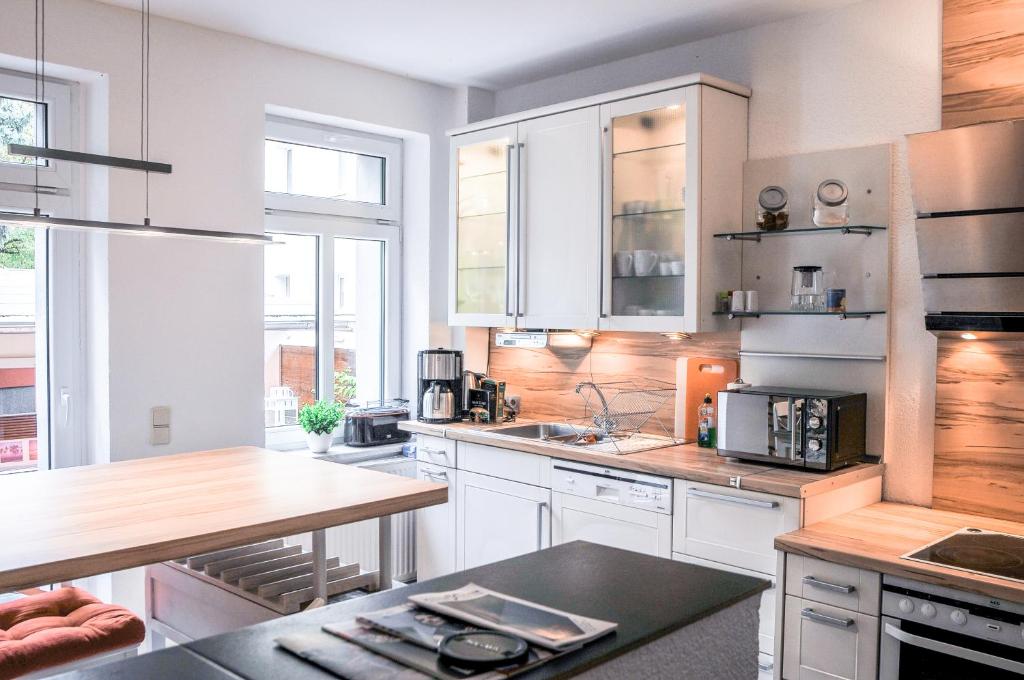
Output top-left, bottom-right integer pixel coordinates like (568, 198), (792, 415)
(492, 422), (611, 446)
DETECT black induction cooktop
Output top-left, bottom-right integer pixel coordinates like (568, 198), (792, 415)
(904, 528), (1024, 583)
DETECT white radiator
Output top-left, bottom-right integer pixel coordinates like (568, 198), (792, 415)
(331, 456), (418, 582)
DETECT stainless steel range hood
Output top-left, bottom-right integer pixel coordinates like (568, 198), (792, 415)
(907, 119), (1024, 338)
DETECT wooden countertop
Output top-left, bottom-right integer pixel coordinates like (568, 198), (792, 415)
(0, 446), (447, 591)
(775, 501), (1024, 603)
(400, 420), (882, 499)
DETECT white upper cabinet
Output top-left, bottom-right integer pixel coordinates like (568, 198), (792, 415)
(448, 75), (748, 331)
(516, 108), (601, 330)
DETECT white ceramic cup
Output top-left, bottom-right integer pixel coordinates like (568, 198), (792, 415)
(613, 251), (634, 277)
(669, 260), (685, 275)
(633, 250), (659, 276)
(658, 262), (672, 276)
(731, 290), (746, 313)
(744, 290), (759, 312)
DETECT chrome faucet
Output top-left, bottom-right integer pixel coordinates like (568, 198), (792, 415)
(575, 382), (615, 432)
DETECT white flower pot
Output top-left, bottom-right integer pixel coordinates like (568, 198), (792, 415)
(305, 431), (333, 454)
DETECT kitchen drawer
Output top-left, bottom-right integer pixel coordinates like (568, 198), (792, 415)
(673, 552), (775, 656)
(457, 442), (550, 487)
(783, 595), (878, 680)
(415, 435), (456, 467)
(785, 554), (880, 616)
(673, 481), (800, 575)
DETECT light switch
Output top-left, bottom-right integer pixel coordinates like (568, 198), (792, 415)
(152, 406), (170, 445)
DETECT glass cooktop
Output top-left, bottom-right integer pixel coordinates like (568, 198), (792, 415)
(904, 527), (1024, 583)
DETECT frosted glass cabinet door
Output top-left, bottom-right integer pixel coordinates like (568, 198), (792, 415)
(449, 125), (518, 327)
(600, 87), (697, 332)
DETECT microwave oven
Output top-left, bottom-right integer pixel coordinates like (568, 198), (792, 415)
(717, 386), (866, 471)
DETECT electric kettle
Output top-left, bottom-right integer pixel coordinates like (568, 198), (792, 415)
(421, 381), (456, 421)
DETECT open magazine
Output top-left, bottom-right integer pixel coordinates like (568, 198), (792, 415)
(408, 584), (617, 651)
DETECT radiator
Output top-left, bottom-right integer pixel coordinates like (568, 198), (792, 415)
(331, 456), (418, 582)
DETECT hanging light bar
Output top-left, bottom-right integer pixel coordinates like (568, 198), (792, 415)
(6, 144), (172, 174)
(0, 210), (273, 244)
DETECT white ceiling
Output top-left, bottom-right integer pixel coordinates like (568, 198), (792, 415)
(95, 0), (858, 89)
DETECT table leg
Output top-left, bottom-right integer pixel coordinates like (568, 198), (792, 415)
(306, 529), (328, 610)
(378, 515), (392, 591)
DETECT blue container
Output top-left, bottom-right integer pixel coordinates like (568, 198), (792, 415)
(826, 288), (847, 313)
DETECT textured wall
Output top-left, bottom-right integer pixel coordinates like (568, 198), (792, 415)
(491, 0), (943, 504)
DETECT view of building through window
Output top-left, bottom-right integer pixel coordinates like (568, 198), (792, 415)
(0, 224), (39, 472)
(263, 233), (385, 429)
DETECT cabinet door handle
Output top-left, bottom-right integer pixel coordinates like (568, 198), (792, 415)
(535, 500), (547, 551)
(422, 470), (448, 483)
(504, 143), (515, 319)
(801, 607), (854, 629)
(516, 142), (525, 319)
(686, 488), (780, 509)
(802, 575), (855, 594)
(420, 447), (449, 461)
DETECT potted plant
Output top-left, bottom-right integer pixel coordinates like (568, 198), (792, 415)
(298, 400), (343, 453)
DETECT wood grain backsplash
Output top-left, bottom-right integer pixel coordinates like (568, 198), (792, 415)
(943, 0), (1024, 128)
(932, 339), (1024, 522)
(486, 330), (739, 432)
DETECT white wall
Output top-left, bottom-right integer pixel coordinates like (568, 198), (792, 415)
(1, 0), (458, 461)
(489, 0), (942, 505)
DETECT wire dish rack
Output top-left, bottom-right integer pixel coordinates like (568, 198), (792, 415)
(565, 380), (681, 454)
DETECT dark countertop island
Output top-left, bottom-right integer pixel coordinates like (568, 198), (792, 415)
(60, 542), (769, 679)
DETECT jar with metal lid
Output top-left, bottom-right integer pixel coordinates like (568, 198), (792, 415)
(812, 179), (849, 227)
(756, 185), (789, 232)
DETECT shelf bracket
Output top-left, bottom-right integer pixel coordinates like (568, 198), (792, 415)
(838, 313), (873, 320)
(725, 233), (762, 242)
(840, 227), (874, 236)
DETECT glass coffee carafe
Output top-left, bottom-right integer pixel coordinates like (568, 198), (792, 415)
(791, 266), (824, 311)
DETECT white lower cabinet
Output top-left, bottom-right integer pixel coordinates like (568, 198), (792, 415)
(782, 595), (879, 680)
(456, 469), (551, 570)
(415, 461), (456, 580)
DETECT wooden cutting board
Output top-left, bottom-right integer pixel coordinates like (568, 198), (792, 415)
(674, 357), (739, 441)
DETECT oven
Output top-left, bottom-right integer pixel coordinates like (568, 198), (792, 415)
(880, 575), (1024, 679)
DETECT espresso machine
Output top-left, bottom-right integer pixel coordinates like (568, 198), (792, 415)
(417, 349), (463, 423)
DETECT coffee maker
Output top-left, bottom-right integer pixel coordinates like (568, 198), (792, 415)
(417, 349), (463, 423)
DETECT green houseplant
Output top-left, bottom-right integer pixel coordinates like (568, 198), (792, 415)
(298, 400), (343, 453)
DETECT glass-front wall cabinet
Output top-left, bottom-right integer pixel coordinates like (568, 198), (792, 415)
(450, 125), (517, 326)
(603, 90), (690, 329)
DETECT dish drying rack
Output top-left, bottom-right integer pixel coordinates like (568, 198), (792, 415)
(566, 380), (680, 454)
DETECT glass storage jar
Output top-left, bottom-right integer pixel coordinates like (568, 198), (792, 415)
(756, 185), (789, 231)
(812, 179), (849, 227)
(791, 265), (825, 311)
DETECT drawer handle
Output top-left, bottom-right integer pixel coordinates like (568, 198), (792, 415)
(423, 470), (448, 482)
(801, 607), (854, 629)
(803, 575), (855, 594)
(757, 660), (774, 672)
(421, 447), (448, 458)
(687, 488), (780, 509)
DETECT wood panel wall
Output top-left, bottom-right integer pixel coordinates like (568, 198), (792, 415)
(486, 330), (739, 433)
(932, 339), (1024, 522)
(942, 0), (1024, 128)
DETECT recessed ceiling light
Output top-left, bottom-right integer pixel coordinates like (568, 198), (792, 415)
(960, 332), (978, 340)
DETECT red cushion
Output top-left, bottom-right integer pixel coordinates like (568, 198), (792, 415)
(0, 587), (145, 679)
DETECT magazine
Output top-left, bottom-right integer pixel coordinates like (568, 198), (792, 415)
(408, 584), (617, 651)
(276, 630), (430, 680)
(356, 603), (481, 650)
(324, 621), (555, 679)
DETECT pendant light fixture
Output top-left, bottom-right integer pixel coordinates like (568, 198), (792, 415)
(0, 0), (271, 244)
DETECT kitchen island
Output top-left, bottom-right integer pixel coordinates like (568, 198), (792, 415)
(59, 542), (769, 679)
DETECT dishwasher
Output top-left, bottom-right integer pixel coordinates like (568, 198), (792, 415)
(550, 459), (672, 558)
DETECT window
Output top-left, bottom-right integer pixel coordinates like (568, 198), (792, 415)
(0, 69), (81, 472)
(264, 119), (401, 449)
(264, 116), (401, 222)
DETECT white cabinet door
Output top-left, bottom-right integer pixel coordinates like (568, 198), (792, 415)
(553, 493), (671, 558)
(783, 595), (879, 680)
(415, 462), (456, 581)
(457, 470), (550, 570)
(516, 107), (601, 329)
(449, 124), (519, 327)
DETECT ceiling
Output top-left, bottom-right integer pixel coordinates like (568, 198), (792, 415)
(95, 0), (858, 89)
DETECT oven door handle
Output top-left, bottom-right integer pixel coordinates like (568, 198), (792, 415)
(883, 623), (1024, 675)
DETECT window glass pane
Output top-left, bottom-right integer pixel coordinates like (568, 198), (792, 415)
(0, 222), (39, 471)
(334, 238), (384, 406)
(0, 96), (46, 165)
(264, 233), (317, 427)
(264, 139), (384, 204)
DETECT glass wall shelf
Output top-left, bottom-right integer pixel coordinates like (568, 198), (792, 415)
(713, 225), (886, 242)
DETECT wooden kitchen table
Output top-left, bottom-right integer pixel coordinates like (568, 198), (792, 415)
(0, 447), (447, 599)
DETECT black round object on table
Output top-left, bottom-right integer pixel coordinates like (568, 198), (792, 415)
(438, 631), (530, 670)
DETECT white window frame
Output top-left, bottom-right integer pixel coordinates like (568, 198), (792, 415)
(264, 116), (402, 223)
(0, 69), (85, 471)
(263, 120), (403, 450)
